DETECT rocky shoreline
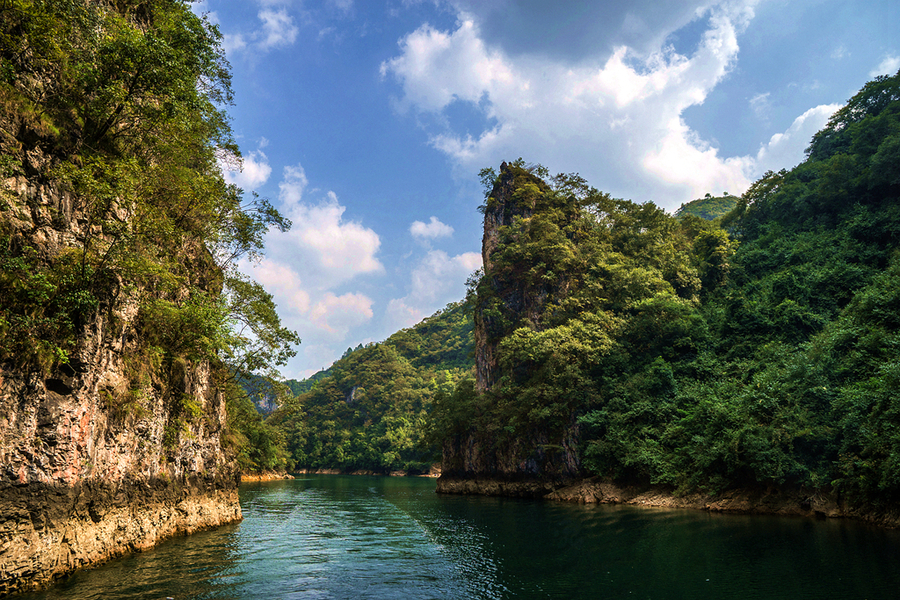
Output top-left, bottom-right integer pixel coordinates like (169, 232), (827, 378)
(240, 471), (295, 482)
(0, 477), (241, 596)
(436, 476), (900, 528)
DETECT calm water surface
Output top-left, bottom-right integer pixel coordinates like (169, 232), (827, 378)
(19, 475), (900, 599)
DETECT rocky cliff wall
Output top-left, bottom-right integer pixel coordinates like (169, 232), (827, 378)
(439, 419), (580, 483)
(474, 161), (546, 393)
(0, 166), (241, 596)
(441, 162), (580, 484)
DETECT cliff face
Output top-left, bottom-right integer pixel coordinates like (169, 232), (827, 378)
(440, 162), (580, 485)
(438, 423), (581, 486)
(0, 160), (241, 596)
(474, 162), (547, 392)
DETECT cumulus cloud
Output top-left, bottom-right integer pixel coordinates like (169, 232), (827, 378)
(385, 250), (481, 331)
(309, 292), (374, 337)
(381, 0), (845, 209)
(219, 145), (272, 191)
(286, 196), (383, 276)
(248, 163), (383, 287)
(753, 103), (840, 176)
(870, 55), (900, 78)
(278, 164), (309, 212)
(410, 216), (454, 240)
(247, 258), (311, 315)
(239, 163), (384, 376)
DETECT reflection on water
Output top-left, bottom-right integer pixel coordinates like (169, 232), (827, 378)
(17, 475), (900, 599)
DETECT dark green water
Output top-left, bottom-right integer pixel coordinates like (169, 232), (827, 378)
(19, 475), (900, 599)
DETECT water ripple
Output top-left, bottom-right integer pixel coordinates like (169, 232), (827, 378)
(17, 476), (900, 600)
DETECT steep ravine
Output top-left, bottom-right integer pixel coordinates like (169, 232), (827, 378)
(0, 171), (241, 595)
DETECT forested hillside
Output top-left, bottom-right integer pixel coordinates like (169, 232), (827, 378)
(267, 301), (474, 473)
(0, 0), (297, 590)
(674, 193), (739, 220)
(437, 71), (900, 507)
(0, 0), (299, 474)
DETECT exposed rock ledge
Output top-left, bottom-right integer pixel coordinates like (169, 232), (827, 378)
(240, 471), (294, 482)
(437, 476), (900, 528)
(0, 478), (241, 596)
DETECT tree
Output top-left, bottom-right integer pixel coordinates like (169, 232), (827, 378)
(1, 0), (299, 468)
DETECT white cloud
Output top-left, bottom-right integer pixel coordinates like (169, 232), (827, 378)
(870, 55), (900, 78)
(219, 5), (299, 56)
(290, 197), (383, 275)
(247, 259), (311, 315)
(261, 163), (385, 288)
(239, 164), (384, 377)
(258, 193), (383, 304)
(381, 17), (517, 114)
(259, 9), (299, 49)
(223, 32), (247, 54)
(278, 163), (309, 212)
(753, 103), (840, 176)
(410, 216), (454, 240)
(220, 147), (272, 190)
(309, 292), (374, 337)
(750, 92), (771, 119)
(385, 250), (481, 331)
(381, 1), (835, 210)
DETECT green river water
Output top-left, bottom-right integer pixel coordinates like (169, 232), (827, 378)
(17, 475), (900, 599)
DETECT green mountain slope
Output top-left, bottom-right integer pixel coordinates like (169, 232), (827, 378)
(437, 70), (900, 506)
(268, 301), (474, 473)
(674, 194), (739, 220)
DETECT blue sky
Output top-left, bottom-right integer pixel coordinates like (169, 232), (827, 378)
(193, 0), (898, 379)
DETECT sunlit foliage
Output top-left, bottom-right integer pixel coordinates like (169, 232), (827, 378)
(434, 69), (900, 502)
(0, 0), (299, 470)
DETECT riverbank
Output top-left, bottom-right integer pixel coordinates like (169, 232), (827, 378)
(436, 476), (900, 528)
(291, 464), (442, 478)
(0, 477), (241, 596)
(240, 471), (295, 482)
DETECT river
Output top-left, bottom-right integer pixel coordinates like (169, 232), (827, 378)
(18, 475), (900, 599)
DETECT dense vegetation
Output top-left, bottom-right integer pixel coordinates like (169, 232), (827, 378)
(8, 4), (896, 501)
(267, 301), (474, 473)
(674, 193), (739, 220)
(0, 0), (298, 471)
(438, 71), (900, 505)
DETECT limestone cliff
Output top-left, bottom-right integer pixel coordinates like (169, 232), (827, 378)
(0, 160), (242, 596)
(0, 1), (299, 591)
(439, 161), (580, 486)
(474, 161), (544, 393)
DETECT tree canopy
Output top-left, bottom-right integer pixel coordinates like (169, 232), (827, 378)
(1, 0), (299, 471)
(433, 70), (900, 503)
